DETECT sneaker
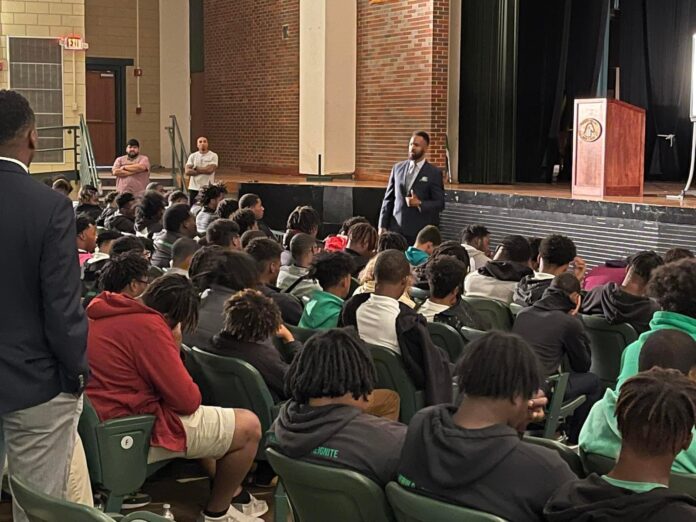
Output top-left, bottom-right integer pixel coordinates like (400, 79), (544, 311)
(233, 493), (268, 517)
(196, 505), (263, 522)
(121, 492), (152, 509)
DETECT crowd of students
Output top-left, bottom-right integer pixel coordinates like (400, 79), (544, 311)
(39, 175), (696, 521)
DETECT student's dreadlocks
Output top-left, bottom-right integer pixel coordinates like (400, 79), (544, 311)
(456, 331), (542, 401)
(348, 222), (378, 252)
(98, 252), (150, 292)
(189, 246), (259, 292)
(286, 328), (376, 404)
(339, 215), (369, 236)
(616, 367), (696, 456)
(141, 274), (200, 333)
(286, 206), (321, 235)
(377, 232), (408, 253)
(222, 289), (281, 343)
(199, 183), (227, 208)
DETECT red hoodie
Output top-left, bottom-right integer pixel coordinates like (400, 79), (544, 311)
(86, 292), (202, 452)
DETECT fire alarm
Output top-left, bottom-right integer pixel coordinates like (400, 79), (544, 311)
(0, 61), (4, 71)
(136, 106), (142, 114)
(134, 68), (143, 77)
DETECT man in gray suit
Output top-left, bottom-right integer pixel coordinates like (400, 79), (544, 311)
(378, 131), (446, 245)
(0, 90), (88, 521)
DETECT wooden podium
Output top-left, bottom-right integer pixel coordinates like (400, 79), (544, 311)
(572, 98), (645, 198)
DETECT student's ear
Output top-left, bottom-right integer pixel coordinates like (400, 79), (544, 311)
(682, 432), (693, 452)
(688, 366), (696, 383)
(29, 127), (38, 151)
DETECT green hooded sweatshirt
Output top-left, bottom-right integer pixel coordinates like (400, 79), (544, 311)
(298, 290), (344, 330)
(405, 246), (429, 267)
(580, 310), (696, 474)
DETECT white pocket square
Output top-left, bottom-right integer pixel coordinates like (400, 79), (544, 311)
(419, 176), (428, 182)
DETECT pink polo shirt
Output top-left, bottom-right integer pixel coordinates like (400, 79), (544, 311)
(113, 154), (150, 196)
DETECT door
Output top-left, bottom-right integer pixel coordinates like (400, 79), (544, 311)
(86, 70), (117, 165)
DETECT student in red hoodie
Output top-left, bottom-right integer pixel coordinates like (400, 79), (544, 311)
(86, 274), (266, 522)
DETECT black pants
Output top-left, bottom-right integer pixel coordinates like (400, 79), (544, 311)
(564, 372), (602, 443)
(188, 189), (199, 206)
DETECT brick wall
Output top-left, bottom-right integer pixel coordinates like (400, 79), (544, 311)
(85, 0), (161, 165)
(203, 0), (300, 174)
(355, 0), (449, 180)
(0, 0), (86, 174)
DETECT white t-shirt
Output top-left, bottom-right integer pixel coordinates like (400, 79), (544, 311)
(186, 150), (218, 190)
(417, 300), (450, 322)
(356, 294), (402, 353)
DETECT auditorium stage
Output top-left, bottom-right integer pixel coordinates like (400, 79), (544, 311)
(218, 172), (696, 267)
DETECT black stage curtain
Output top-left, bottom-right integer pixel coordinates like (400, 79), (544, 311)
(516, 0), (609, 182)
(620, 0), (696, 181)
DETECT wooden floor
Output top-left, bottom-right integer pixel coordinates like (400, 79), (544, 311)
(218, 170), (696, 210)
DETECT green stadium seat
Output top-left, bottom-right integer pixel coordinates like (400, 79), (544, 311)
(427, 321), (467, 363)
(286, 324), (319, 344)
(461, 297), (513, 331)
(542, 373), (586, 440)
(523, 436), (585, 477)
(509, 302), (525, 316)
(581, 315), (638, 389)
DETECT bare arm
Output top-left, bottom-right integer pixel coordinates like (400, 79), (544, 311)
(196, 164), (217, 174)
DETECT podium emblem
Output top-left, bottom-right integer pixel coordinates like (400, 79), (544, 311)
(579, 118), (602, 142)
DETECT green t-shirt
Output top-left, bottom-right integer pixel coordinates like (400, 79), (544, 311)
(602, 476), (666, 493)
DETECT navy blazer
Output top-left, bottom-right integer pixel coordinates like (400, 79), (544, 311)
(0, 159), (88, 414)
(378, 160), (445, 239)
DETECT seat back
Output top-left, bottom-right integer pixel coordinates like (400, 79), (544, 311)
(427, 322), (467, 363)
(581, 315), (638, 389)
(461, 297), (513, 331)
(10, 475), (115, 522)
(185, 347), (276, 432)
(266, 448), (394, 522)
(409, 287), (430, 305)
(508, 302), (524, 316)
(287, 324), (319, 343)
(543, 373), (585, 439)
(78, 397), (156, 497)
(460, 326), (486, 343)
(385, 482), (506, 522)
(523, 436), (585, 477)
(368, 344), (425, 424)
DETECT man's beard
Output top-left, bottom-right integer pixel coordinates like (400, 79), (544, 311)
(409, 151), (424, 161)
(127, 152), (138, 159)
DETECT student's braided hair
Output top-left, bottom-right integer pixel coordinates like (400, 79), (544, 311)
(348, 223), (378, 252)
(616, 367), (696, 456)
(222, 289), (281, 343)
(286, 328), (376, 404)
(199, 183), (227, 207)
(140, 274), (200, 333)
(98, 251), (150, 292)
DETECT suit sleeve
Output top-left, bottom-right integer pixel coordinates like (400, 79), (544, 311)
(419, 166), (445, 214)
(379, 165), (397, 230)
(40, 196), (89, 391)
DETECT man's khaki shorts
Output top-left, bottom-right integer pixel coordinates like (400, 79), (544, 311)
(148, 405), (236, 463)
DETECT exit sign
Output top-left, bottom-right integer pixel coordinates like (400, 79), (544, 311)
(61, 35), (89, 51)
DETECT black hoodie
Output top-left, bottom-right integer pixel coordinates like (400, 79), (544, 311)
(544, 473), (696, 521)
(514, 273), (555, 306)
(397, 405), (575, 522)
(512, 287), (591, 376)
(268, 401), (406, 486)
(581, 282), (660, 335)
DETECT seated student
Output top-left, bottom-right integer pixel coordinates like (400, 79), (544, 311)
(239, 193), (274, 240)
(528, 237), (542, 272)
(52, 177), (72, 197)
(88, 229), (121, 264)
(545, 368), (696, 522)
(167, 190), (189, 207)
(104, 192), (137, 234)
(324, 216), (369, 252)
(207, 289), (299, 400)
(580, 329), (696, 474)
(418, 255), (488, 331)
(461, 224), (492, 271)
(342, 249), (452, 405)
(82, 231), (122, 297)
(196, 183), (227, 235)
(185, 246), (260, 349)
(168, 237), (200, 278)
(617, 258), (696, 385)
(397, 332), (575, 522)
(513, 273), (601, 442)
(232, 208), (258, 236)
(664, 247), (694, 264)
(146, 181), (166, 194)
(277, 233), (322, 301)
(87, 275), (266, 522)
(413, 240), (471, 289)
(465, 234), (534, 304)
(76, 214), (98, 266)
(268, 328), (407, 487)
(97, 191), (119, 227)
(151, 203), (197, 268)
(582, 250), (663, 334)
(377, 231), (408, 253)
(216, 198), (239, 220)
(75, 184), (102, 221)
(583, 258), (628, 291)
(134, 190), (166, 238)
(207, 218), (241, 251)
(344, 222), (377, 277)
(240, 229), (266, 250)
(405, 225), (442, 266)
(299, 252), (354, 330)
(514, 234), (584, 306)
(353, 255), (417, 308)
(282, 205), (321, 253)
(245, 237), (303, 325)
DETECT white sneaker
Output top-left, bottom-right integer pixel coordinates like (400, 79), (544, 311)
(233, 493), (269, 517)
(196, 505), (263, 522)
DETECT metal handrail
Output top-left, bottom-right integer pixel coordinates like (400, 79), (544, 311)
(36, 125), (79, 178)
(164, 115), (188, 192)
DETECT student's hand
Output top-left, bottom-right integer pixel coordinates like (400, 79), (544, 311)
(172, 323), (183, 346)
(572, 256), (587, 283)
(276, 324), (295, 344)
(405, 190), (421, 208)
(569, 295), (582, 317)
